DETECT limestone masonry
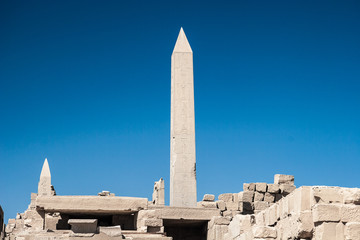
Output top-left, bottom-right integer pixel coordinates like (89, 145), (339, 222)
(2, 29), (360, 240)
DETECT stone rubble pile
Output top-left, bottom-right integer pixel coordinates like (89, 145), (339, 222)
(243, 174), (296, 214)
(207, 186), (360, 240)
(198, 174), (296, 217)
(5, 193), (46, 239)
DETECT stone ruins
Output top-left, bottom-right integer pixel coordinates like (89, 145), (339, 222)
(2, 28), (360, 240)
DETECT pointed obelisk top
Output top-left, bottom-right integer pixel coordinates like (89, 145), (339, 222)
(173, 27), (192, 53)
(38, 158), (52, 196)
(40, 158), (51, 178)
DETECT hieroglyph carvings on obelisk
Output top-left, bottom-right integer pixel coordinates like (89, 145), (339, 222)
(170, 28), (197, 207)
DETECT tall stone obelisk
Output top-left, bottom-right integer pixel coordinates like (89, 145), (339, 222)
(170, 28), (197, 207)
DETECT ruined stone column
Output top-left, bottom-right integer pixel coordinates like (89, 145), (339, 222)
(170, 28), (197, 207)
(38, 158), (52, 196)
(152, 178), (165, 205)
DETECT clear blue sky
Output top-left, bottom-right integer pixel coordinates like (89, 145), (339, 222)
(1, 0), (359, 221)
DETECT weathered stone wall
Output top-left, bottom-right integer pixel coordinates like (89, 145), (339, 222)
(208, 186), (360, 240)
(5, 193), (45, 240)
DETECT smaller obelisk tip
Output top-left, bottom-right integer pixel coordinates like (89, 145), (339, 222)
(40, 158), (51, 178)
(173, 27), (192, 53)
(38, 157), (52, 196)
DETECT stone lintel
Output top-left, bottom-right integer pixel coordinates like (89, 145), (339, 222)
(149, 206), (221, 221)
(36, 196), (148, 213)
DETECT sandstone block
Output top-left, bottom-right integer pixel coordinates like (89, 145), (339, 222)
(239, 191), (254, 202)
(313, 204), (340, 222)
(45, 212), (61, 230)
(336, 222), (345, 240)
(267, 204), (278, 226)
(345, 222), (360, 240)
(222, 210), (232, 218)
(227, 214), (254, 239)
(254, 201), (269, 211)
(137, 210), (157, 220)
(252, 226), (277, 238)
(216, 200), (226, 211)
(312, 187), (344, 204)
(254, 192), (264, 201)
(314, 222), (344, 240)
(343, 188), (360, 205)
(293, 187), (312, 214)
(24, 209), (43, 221)
(68, 219), (98, 233)
(23, 209), (44, 230)
(142, 219), (163, 227)
(287, 192), (295, 213)
(280, 197), (289, 218)
(226, 202), (239, 211)
(297, 211), (314, 239)
(199, 201), (217, 208)
(256, 183), (267, 192)
(274, 174), (294, 185)
(264, 192), (275, 203)
(203, 194), (215, 202)
(267, 184), (280, 193)
(227, 220), (241, 238)
(233, 193), (240, 203)
(280, 184), (296, 195)
(243, 183), (256, 191)
(99, 226), (122, 237)
(255, 211), (265, 226)
(340, 204), (360, 222)
(218, 193), (233, 202)
(209, 216), (231, 226)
